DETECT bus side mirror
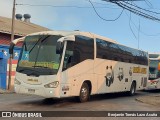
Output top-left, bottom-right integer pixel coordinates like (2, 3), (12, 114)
(9, 42), (15, 55)
(56, 42), (63, 54)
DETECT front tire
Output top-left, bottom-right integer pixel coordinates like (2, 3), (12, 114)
(78, 82), (90, 102)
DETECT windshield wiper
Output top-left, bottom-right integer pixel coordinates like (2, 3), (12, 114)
(29, 35), (50, 53)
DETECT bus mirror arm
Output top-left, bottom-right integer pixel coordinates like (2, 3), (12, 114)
(9, 42), (15, 55)
(9, 37), (25, 55)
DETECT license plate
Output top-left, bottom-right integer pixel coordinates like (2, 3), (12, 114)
(28, 89), (35, 93)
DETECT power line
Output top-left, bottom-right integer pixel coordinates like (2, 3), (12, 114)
(123, 1), (160, 15)
(16, 1), (124, 22)
(88, 0), (124, 21)
(103, 0), (160, 22)
(144, 0), (153, 8)
(16, 3), (101, 8)
(84, 0), (120, 9)
(115, 2), (160, 22)
(138, 19), (140, 49)
(125, 11), (160, 36)
(129, 12), (138, 40)
(16, 3), (118, 9)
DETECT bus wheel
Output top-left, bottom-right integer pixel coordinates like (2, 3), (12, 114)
(78, 82), (90, 102)
(129, 82), (136, 96)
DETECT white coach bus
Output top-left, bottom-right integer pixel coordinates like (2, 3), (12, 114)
(147, 53), (160, 89)
(9, 31), (148, 102)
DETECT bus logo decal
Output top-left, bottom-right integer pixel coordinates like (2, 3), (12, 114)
(105, 66), (114, 87)
(117, 68), (124, 81)
(133, 67), (147, 74)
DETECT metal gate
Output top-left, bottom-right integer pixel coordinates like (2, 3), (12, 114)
(0, 52), (7, 89)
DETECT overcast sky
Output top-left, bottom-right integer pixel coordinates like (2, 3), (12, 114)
(0, 0), (160, 53)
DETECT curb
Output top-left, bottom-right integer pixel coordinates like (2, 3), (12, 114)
(135, 95), (160, 106)
(0, 89), (15, 94)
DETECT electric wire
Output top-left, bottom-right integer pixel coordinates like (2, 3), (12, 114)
(123, 1), (160, 15)
(129, 12), (138, 40)
(103, 0), (160, 22)
(16, 3), (118, 9)
(88, 0), (124, 21)
(125, 11), (160, 36)
(144, 0), (153, 8)
(113, 1), (160, 22)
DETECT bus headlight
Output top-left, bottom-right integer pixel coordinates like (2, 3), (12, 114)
(14, 78), (21, 85)
(44, 81), (59, 88)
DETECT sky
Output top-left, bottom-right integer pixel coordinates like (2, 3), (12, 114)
(0, 0), (160, 53)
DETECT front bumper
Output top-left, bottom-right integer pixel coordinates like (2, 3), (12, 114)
(14, 84), (60, 98)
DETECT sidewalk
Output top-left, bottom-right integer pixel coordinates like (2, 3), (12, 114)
(0, 89), (15, 94)
(136, 95), (160, 106)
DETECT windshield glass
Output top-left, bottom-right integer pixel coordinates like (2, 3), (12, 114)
(149, 60), (159, 68)
(17, 35), (63, 76)
(149, 60), (160, 79)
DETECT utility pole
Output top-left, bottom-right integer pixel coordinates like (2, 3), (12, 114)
(8, 0), (16, 90)
(138, 19), (140, 49)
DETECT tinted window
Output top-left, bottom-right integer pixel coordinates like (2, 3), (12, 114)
(75, 36), (94, 61)
(96, 38), (148, 65)
(63, 35), (94, 70)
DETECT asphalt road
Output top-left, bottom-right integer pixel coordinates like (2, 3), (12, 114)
(0, 90), (160, 120)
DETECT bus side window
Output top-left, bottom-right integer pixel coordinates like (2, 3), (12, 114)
(63, 36), (94, 71)
(72, 49), (80, 65)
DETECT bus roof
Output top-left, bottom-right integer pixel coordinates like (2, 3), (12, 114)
(27, 30), (117, 43)
(23, 30), (147, 53)
(149, 53), (160, 60)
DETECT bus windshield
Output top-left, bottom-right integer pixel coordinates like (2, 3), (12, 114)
(16, 35), (63, 76)
(149, 60), (160, 80)
(150, 60), (159, 68)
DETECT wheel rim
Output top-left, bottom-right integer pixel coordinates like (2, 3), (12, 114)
(81, 87), (88, 100)
(131, 84), (135, 94)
